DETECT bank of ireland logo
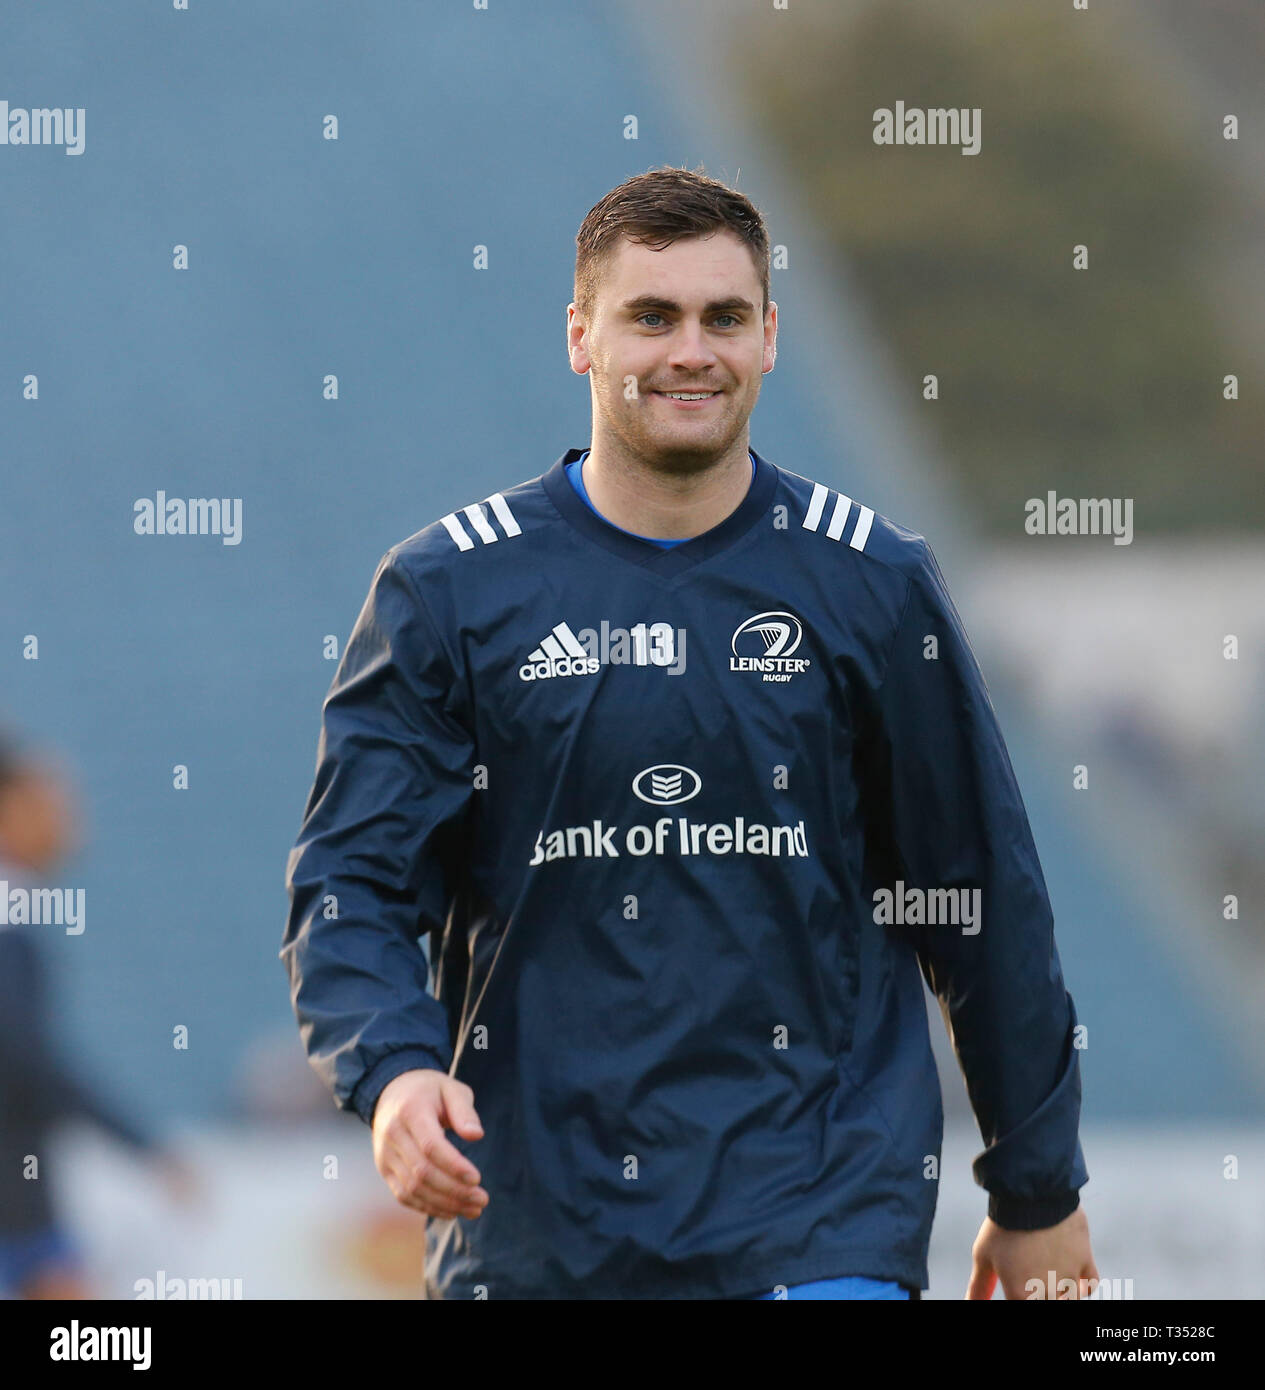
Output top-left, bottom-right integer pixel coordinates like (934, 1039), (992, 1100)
(632, 764), (702, 806)
(729, 611), (812, 682)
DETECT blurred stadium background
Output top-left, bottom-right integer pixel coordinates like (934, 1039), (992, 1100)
(1, 0), (1261, 1298)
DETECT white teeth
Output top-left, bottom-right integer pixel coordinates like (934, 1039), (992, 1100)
(663, 392), (715, 400)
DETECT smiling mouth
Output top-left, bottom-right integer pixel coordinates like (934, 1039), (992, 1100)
(652, 390), (721, 401)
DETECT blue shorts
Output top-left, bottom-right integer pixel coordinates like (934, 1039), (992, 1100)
(749, 1275), (911, 1300)
(0, 1225), (81, 1298)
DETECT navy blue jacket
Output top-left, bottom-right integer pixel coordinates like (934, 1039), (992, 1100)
(282, 447), (1088, 1298)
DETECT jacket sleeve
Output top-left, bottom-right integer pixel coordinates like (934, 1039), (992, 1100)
(281, 549), (475, 1126)
(862, 540), (1088, 1230)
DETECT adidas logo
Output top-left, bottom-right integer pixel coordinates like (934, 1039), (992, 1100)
(518, 621), (601, 682)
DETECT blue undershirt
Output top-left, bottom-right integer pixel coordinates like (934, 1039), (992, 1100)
(565, 451), (755, 547)
(561, 448), (912, 1304)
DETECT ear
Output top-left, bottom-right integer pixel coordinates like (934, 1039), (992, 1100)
(566, 303), (591, 375)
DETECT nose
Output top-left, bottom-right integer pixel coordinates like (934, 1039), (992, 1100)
(664, 319), (718, 374)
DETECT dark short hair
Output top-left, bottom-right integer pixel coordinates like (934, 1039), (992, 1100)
(573, 165), (771, 319)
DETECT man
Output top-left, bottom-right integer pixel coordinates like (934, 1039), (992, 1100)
(0, 731), (191, 1298)
(283, 166), (1096, 1300)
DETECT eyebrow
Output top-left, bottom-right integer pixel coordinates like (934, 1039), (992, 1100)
(620, 294), (755, 314)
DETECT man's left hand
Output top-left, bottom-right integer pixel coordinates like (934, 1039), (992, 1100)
(966, 1205), (1098, 1300)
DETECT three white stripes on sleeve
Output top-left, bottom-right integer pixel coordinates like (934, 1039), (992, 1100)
(802, 482), (873, 553)
(440, 493), (522, 551)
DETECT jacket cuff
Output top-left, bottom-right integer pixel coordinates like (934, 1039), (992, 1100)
(351, 1049), (449, 1126)
(988, 1189), (1080, 1231)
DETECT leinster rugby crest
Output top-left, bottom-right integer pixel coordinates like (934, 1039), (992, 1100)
(729, 611), (811, 683)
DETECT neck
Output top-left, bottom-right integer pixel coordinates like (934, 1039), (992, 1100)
(581, 435), (753, 540)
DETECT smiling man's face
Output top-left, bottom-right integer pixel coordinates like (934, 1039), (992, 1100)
(568, 229), (777, 473)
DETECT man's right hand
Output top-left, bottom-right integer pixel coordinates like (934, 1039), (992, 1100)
(371, 1069), (489, 1220)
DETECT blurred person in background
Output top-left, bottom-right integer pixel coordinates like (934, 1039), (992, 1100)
(0, 728), (195, 1299)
